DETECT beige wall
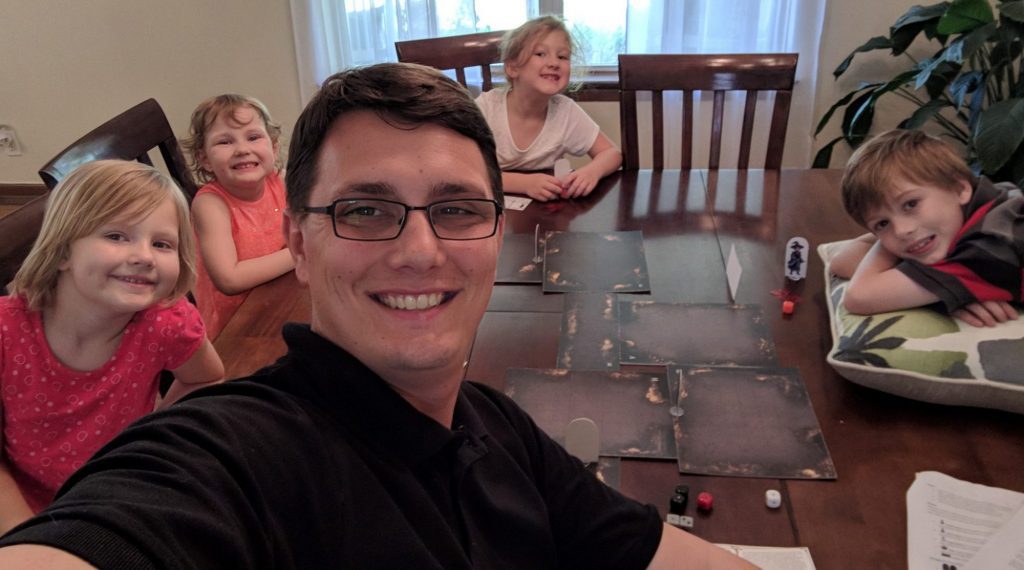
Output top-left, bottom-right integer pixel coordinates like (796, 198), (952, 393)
(812, 0), (928, 168)
(1, 0), (922, 183)
(0, 1), (302, 183)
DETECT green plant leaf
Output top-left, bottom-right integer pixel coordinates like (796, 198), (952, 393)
(892, 22), (932, 55)
(834, 36), (892, 77)
(844, 91), (877, 139)
(950, 70), (985, 108)
(893, 2), (951, 31)
(901, 99), (954, 128)
(958, 21), (999, 61)
(915, 54), (954, 90)
(892, 3), (951, 52)
(925, 61), (964, 99)
(999, 0), (1024, 22)
(937, 0), (995, 34)
(994, 141), (1024, 186)
(812, 136), (847, 168)
(815, 84), (878, 135)
(975, 98), (1024, 172)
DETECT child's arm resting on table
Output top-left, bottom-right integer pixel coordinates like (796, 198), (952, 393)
(157, 339), (224, 409)
(0, 406), (34, 535)
(839, 237), (1018, 327)
(830, 233), (876, 279)
(502, 172), (565, 202)
(843, 240), (940, 315)
(562, 133), (622, 199)
(952, 300), (1019, 328)
(192, 194), (295, 295)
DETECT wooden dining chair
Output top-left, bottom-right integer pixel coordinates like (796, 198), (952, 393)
(0, 193), (47, 294)
(618, 53), (798, 170)
(395, 30), (506, 91)
(38, 98), (198, 201)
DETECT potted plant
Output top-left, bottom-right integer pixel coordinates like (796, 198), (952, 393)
(814, 0), (1024, 185)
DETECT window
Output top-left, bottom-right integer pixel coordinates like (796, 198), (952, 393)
(289, 0), (826, 166)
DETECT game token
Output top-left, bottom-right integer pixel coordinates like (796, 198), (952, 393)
(697, 491), (713, 512)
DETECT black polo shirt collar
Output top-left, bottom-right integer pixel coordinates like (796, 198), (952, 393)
(279, 323), (490, 469)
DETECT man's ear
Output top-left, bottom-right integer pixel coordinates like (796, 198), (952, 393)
(283, 210), (309, 285)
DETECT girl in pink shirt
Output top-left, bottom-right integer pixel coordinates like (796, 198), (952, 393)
(0, 160), (224, 532)
(184, 95), (295, 339)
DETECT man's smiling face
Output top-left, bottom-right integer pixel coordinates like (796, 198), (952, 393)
(287, 110), (503, 386)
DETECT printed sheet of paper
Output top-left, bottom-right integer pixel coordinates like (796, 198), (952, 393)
(543, 230), (650, 293)
(620, 302), (777, 367)
(669, 365), (836, 479)
(717, 545), (816, 570)
(907, 471), (1024, 570)
(505, 368), (676, 459)
(504, 195), (532, 211)
(496, 233), (543, 284)
(557, 293), (620, 370)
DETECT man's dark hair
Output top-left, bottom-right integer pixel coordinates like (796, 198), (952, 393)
(285, 62), (503, 212)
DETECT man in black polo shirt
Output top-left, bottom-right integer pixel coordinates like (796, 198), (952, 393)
(0, 63), (752, 568)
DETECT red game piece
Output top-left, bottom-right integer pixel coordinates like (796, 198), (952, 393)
(782, 300), (795, 315)
(697, 491), (713, 512)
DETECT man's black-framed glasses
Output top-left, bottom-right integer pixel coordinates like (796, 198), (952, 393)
(301, 198), (503, 241)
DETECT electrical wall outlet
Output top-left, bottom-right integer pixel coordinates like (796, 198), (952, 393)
(0, 125), (23, 156)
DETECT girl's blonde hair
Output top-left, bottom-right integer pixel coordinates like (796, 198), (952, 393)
(182, 93), (283, 184)
(501, 15), (586, 91)
(11, 160), (196, 310)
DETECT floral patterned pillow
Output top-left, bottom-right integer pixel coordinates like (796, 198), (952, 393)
(819, 241), (1024, 414)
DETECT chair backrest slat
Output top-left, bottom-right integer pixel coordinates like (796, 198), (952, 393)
(395, 31), (505, 91)
(738, 90), (759, 169)
(38, 98), (197, 200)
(652, 91), (664, 171)
(618, 53), (798, 170)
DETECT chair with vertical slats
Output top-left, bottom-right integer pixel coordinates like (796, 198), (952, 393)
(38, 98), (198, 201)
(395, 31), (506, 91)
(618, 53), (798, 170)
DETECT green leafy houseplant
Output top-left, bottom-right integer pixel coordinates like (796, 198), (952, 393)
(814, 0), (1024, 185)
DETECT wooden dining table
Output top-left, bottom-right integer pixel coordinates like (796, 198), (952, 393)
(212, 168), (1024, 569)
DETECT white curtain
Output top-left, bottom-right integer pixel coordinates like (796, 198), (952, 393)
(289, 0), (825, 165)
(623, 0), (825, 167)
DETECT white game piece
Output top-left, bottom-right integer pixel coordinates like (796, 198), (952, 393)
(677, 515), (694, 529)
(766, 489), (782, 509)
(554, 158), (572, 181)
(726, 244), (743, 303)
(784, 236), (809, 280)
(565, 417), (599, 464)
(666, 513), (681, 526)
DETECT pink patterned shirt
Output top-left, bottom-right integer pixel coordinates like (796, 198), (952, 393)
(192, 172), (287, 339)
(0, 295), (205, 511)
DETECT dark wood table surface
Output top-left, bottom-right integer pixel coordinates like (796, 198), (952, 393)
(213, 169), (1024, 569)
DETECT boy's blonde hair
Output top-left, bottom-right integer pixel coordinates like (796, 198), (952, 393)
(11, 160), (196, 311)
(182, 94), (282, 183)
(841, 129), (976, 227)
(501, 15), (585, 91)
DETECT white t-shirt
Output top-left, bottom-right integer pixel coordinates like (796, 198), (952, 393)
(476, 89), (600, 171)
